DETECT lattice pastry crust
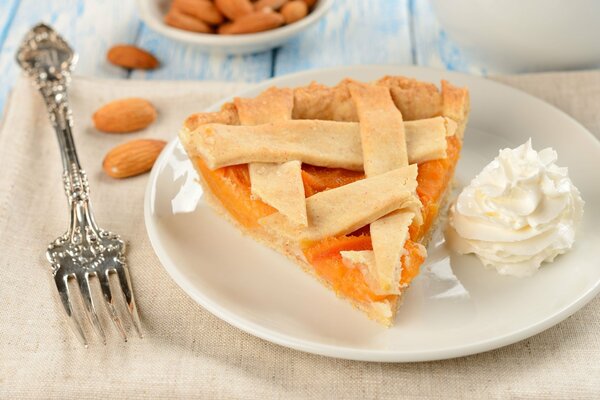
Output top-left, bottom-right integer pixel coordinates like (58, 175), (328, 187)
(179, 76), (469, 325)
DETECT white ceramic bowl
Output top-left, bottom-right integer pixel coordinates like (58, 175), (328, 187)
(430, 0), (600, 72)
(136, 0), (333, 55)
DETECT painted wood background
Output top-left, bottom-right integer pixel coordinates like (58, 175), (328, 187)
(0, 0), (481, 117)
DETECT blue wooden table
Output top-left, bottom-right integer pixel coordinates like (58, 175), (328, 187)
(0, 0), (482, 117)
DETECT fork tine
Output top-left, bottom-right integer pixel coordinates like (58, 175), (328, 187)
(54, 274), (88, 347)
(98, 270), (127, 342)
(76, 273), (106, 344)
(115, 266), (143, 338)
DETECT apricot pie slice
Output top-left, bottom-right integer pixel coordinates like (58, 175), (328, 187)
(179, 75), (469, 326)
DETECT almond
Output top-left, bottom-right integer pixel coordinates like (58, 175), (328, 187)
(281, 1), (307, 24)
(214, 0), (253, 20)
(107, 45), (159, 70)
(164, 7), (213, 33)
(302, 0), (317, 8)
(218, 9), (285, 34)
(173, 0), (224, 25)
(254, 0), (288, 11)
(103, 139), (167, 179)
(93, 98), (157, 133)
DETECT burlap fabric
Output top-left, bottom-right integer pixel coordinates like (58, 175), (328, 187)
(1, 71), (599, 399)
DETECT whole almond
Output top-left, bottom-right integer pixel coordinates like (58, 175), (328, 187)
(164, 7), (213, 33)
(107, 45), (159, 70)
(281, 1), (307, 24)
(93, 98), (157, 133)
(173, 0), (224, 24)
(103, 139), (167, 179)
(254, 0), (288, 11)
(214, 0), (253, 20)
(218, 9), (285, 34)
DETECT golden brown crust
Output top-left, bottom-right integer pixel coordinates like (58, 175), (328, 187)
(375, 75), (443, 120)
(234, 87), (294, 124)
(184, 102), (240, 131)
(183, 76), (468, 131)
(182, 118), (454, 171)
(292, 80), (359, 121)
(184, 120), (364, 170)
(348, 82), (409, 174)
(441, 80), (470, 139)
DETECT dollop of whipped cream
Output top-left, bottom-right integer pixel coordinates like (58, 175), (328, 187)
(447, 139), (584, 277)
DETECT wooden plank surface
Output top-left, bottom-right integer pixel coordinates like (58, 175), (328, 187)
(411, 0), (486, 75)
(274, 0), (414, 76)
(0, 0), (22, 116)
(0, 0), (139, 115)
(0, 0), (19, 51)
(130, 24), (273, 82)
(0, 0), (493, 118)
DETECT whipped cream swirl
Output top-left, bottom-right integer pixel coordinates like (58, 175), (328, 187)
(447, 139), (584, 277)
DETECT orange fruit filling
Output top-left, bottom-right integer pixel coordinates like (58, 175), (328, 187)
(195, 157), (275, 228)
(302, 235), (426, 303)
(194, 135), (461, 304)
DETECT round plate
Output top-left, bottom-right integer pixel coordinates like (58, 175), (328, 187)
(144, 65), (600, 362)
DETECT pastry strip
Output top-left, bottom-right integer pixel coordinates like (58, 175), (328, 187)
(348, 83), (408, 175)
(235, 88), (308, 226)
(248, 161), (307, 226)
(340, 211), (414, 294)
(183, 117), (454, 171)
(234, 87), (294, 124)
(349, 82), (419, 294)
(259, 165), (420, 242)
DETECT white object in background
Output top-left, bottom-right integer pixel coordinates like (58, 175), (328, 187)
(136, 0), (333, 55)
(430, 0), (600, 72)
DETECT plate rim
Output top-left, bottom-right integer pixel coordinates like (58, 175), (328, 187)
(144, 64), (600, 362)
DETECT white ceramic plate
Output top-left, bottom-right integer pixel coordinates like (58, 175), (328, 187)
(145, 65), (600, 362)
(136, 0), (333, 55)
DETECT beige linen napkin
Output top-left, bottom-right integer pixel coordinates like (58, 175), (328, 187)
(1, 71), (599, 399)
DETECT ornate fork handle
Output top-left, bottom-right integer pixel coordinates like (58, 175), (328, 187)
(41, 80), (105, 274)
(40, 74), (80, 169)
(41, 75), (88, 220)
(20, 36), (107, 276)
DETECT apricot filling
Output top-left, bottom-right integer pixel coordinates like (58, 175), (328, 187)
(194, 135), (461, 305)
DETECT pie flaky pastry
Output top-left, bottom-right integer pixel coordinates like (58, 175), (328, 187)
(179, 75), (469, 326)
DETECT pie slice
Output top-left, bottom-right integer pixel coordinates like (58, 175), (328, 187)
(179, 75), (469, 326)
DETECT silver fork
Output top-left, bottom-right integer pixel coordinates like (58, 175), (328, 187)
(16, 23), (142, 346)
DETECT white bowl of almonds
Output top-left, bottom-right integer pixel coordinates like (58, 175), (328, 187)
(136, 0), (332, 54)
